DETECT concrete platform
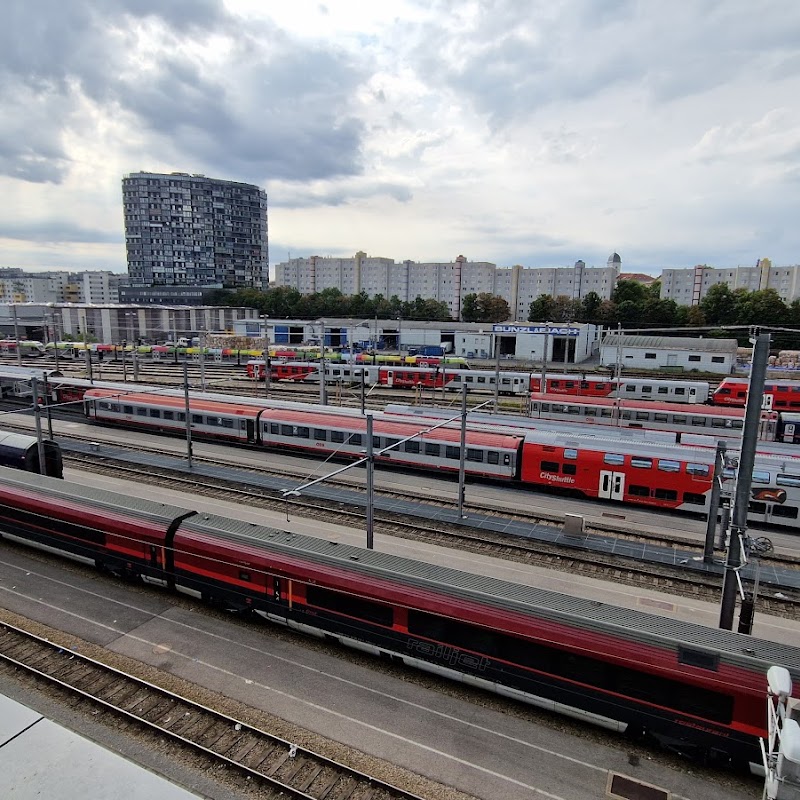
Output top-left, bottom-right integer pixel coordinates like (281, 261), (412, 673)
(0, 693), (202, 799)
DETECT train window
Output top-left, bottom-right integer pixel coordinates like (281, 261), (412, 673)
(688, 355), (701, 362)
(373, 436), (381, 448)
(635, 412), (650, 421)
(732, 419), (743, 429)
(641, 385), (652, 394)
(625, 385), (636, 393)
(405, 441), (420, 454)
(541, 460), (559, 472)
(777, 474), (800, 487)
(654, 413), (668, 422)
(752, 471), (771, 484)
(772, 505), (799, 519)
(717, 387), (731, 395)
(629, 485), (649, 497)
(644, 352), (656, 359)
(776, 401), (789, 408)
(331, 431), (345, 443)
(564, 382), (575, 389)
(540, 403), (550, 411)
(149, 408), (160, 418)
(314, 429), (327, 441)
(296, 427), (309, 438)
(672, 415), (687, 424)
(239, 571), (251, 582)
(603, 453), (625, 466)
(99, 401), (112, 410)
(349, 433), (362, 446)
(386, 438), (400, 449)
(684, 492), (706, 505)
(191, 414), (203, 423)
(222, 419), (234, 429)
(562, 464), (576, 475)
(654, 488), (678, 501)
(687, 464), (710, 477)
(766, 385), (774, 391)
(691, 417), (706, 426)
(565, 405), (580, 415)
(710, 419), (726, 428)
(177, 412), (186, 422)
(678, 647), (719, 672)
(585, 408), (597, 417)
(488, 451), (500, 464)
(594, 383), (606, 390)
(477, 377), (486, 384)
(564, 449), (578, 459)
(657, 386), (668, 394)
(446, 446), (460, 459)
(600, 409), (613, 418)
(466, 448), (483, 462)
(206, 417), (220, 426)
(794, 387), (800, 393)
(123, 405), (133, 414)
(674, 387), (686, 395)
(306, 585), (393, 627)
(631, 457), (652, 469)
(425, 443), (440, 457)
(551, 380), (560, 387)
(163, 410), (174, 420)
(657, 460), (680, 472)
(749, 501), (767, 514)
(581, 381), (589, 389)
(136, 407), (147, 417)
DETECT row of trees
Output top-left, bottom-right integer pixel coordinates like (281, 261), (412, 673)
(208, 283), (800, 346)
(207, 286), (452, 321)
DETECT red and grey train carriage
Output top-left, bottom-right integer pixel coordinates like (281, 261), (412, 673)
(713, 377), (800, 410)
(1, 465), (799, 772)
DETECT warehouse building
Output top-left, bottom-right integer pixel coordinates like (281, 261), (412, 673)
(600, 334), (737, 374)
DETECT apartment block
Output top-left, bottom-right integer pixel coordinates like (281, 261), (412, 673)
(122, 171), (269, 290)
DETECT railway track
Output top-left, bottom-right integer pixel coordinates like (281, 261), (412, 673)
(0, 620), (428, 800)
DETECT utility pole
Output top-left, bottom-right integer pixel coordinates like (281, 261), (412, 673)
(199, 329), (206, 392)
(51, 309), (60, 373)
(31, 377), (47, 475)
(183, 361), (193, 469)
(493, 334), (501, 412)
(541, 322), (550, 392)
(366, 414), (374, 549)
(319, 320), (328, 406)
(703, 441), (727, 564)
(12, 305), (22, 367)
(457, 384), (468, 518)
(719, 332), (770, 630)
(614, 322), (623, 382)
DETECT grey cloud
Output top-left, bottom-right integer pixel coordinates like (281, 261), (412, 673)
(275, 181), (413, 209)
(0, 0), (368, 185)
(0, 220), (122, 244)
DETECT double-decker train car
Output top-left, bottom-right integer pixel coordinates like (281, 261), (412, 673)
(1, 466), (798, 772)
(713, 377), (800, 410)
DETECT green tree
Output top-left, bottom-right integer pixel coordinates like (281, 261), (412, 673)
(612, 280), (648, 306)
(700, 284), (737, 325)
(461, 293), (479, 322)
(528, 294), (555, 321)
(550, 295), (582, 322)
(579, 291), (602, 322)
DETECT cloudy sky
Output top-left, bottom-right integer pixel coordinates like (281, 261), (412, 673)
(2, 0), (799, 277)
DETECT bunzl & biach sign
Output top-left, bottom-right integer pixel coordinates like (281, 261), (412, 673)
(492, 325), (580, 336)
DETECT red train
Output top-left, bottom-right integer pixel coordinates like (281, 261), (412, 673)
(81, 386), (800, 527)
(713, 377), (800, 410)
(0, 465), (796, 772)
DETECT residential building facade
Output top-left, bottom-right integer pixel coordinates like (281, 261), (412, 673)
(660, 259), (800, 305)
(122, 171), (269, 290)
(273, 253), (623, 320)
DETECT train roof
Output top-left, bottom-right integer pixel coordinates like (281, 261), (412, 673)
(178, 513), (800, 675)
(0, 467), (191, 525)
(0, 365), (63, 380)
(528, 392), (744, 417)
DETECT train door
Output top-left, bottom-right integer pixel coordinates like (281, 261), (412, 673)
(688, 386), (698, 404)
(246, 419), (256, 444)
(599, 470), (625, 500)
(386, 369), (395, 388)
(763, 393), (774, 411)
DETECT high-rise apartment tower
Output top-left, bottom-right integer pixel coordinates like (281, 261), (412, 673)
(122, 172), (268, 289)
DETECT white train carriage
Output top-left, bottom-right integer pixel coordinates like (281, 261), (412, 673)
(612, 377), (710, 403)
(257, 406), (523, 480)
